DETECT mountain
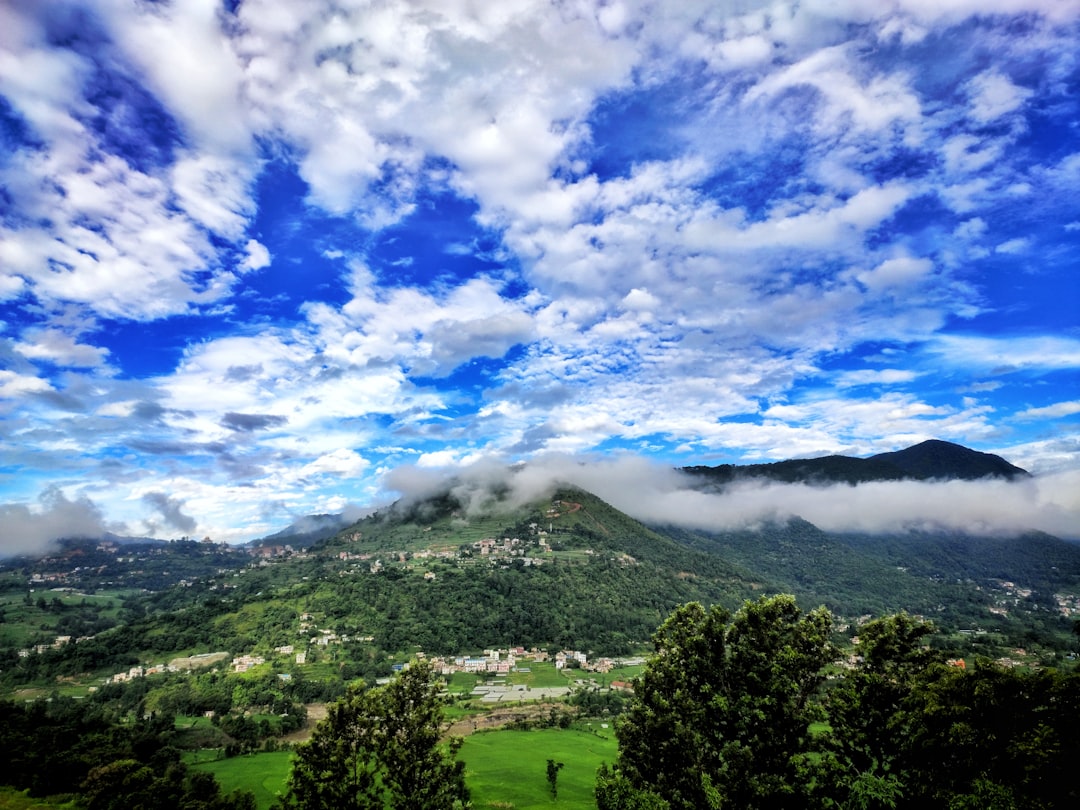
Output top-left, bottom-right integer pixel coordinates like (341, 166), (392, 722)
(869, 439), (1029, 480)
(4, 473), (1079, 700)
(680, 439), (1029, 487)
(249, 513), (355, 549)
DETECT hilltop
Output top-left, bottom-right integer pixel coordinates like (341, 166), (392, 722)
(2, 440), (1077, 701)
(680, 438), (1030, 487)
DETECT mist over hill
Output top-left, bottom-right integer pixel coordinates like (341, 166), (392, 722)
(377, 442), (1077, 542)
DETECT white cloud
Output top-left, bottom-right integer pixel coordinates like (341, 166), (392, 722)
(382, 454), (1080, 540)
(966, 70), (1033, 123)
(855, 257), (933, 293)
(14, 329), (110, 368)
(995, 237), (1029, 255)
(835, 368), (920, 387)
(1015, 400), (1080, 421)
(240, 239), (272, 272)
(0, 487), (113, 557)
(926, 335), (1080, 373)
(301, 449), (370, 478)
(0, 369), (51, 398)
(744, 44), (921, 135)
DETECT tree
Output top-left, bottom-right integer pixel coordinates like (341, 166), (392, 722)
(279, 660), (468, 810)
(597, 594), (835, 810)
(546, 758), (564, 799)
(820, 612), (941, 808)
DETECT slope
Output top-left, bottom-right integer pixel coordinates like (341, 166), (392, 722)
(681, 439), (1030, 487)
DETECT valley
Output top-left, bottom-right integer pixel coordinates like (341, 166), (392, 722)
(1, 443), (1078, 808)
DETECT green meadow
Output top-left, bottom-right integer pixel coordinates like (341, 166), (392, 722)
(191, 726), (617, 810)
(191, 751), (292, 810)
(460, 727), (617, 809)
(0, 788), (77, 810)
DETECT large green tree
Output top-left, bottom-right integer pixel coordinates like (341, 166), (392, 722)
(597, 594), (835, 810)
(820, 612), (941, 808)
(279, 660), (468, 810)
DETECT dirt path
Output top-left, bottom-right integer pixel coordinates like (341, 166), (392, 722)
(280, 702), (328, 744)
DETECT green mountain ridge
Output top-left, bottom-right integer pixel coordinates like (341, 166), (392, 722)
(2, 443), (1077, 698)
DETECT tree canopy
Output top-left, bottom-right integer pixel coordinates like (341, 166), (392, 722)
(278, 659), (468, 810)
(598, 594), (835, 809)
(600, 599), (1080, 809)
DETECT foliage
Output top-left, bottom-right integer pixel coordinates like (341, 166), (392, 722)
(278, 660), (467, 810)
(545, 758), (564, 798)
(599, 595), (836, 810)
(0, 695), (253, 810)
(460, 727), (617, 809)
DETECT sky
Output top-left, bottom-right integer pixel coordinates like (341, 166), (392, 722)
(1, 0), (1079, 549)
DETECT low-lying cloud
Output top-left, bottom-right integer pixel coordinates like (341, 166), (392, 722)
(383, 455), (1080, 541)
(0, 487), (113, 558)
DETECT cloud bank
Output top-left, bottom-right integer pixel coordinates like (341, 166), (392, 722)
(385, 456), (1080, 541)
(0, 487), (114, 558)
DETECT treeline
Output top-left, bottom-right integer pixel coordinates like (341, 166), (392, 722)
(0, 694), (254, 809)
(3, 551), (748, 690)
(670, 518), (1080, 652)
(599, 595), (1080, 809)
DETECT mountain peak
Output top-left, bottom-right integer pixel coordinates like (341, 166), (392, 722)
(869, 439), (1029, 481)
(681, 439), (1029, 487)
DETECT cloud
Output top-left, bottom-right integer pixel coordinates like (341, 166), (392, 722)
(141, 491), (197, 535)
(926, 335), (1080, 374)
(240, 239), (272, 271)
(1, 0), (1077, 541)
(14, 329), (111, 368)
(1015, 401), (1080, 421)
(0, 487), (112, 558)
(966, 70), (1033, 123)
(382, 454), (1080, 541)
(221, 412), (288, 433)
(835, 369), (920, 388)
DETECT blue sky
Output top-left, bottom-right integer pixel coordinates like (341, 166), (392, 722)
(1, 0), (1078, 547)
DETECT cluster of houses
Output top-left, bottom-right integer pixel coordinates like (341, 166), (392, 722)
(17, 634), (80, 657)
(422, 645), (620, 676)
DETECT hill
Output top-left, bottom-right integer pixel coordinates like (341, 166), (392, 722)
(681, 439), (1030, 487)
(2, 445), (1076, 697)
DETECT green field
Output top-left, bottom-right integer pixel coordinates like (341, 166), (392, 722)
(191, 726), (617, 810)
(191, 751), (292, 810)
(0, 787), (78, 810)
(461, 727), (617, 809)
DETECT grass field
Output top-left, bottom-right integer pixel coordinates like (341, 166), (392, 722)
(0, 788), (77, 810)
(191, 726), (617, 810)
(191, 751), (293, 810)
(461, 727), (617, 809)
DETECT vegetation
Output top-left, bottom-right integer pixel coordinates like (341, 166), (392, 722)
(460, 728), (617, 809)
(277, 660), (468, 810)
(1, 472), (1079, 809)
(0, 694), (255, 810)
(601, 597), (1080, 809)
(597, 595), (835, 809)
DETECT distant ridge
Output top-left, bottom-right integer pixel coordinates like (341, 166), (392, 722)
(248, 513), (353, 549)
(869, 439), (1028, 481)
(681, 439), (1029, 487)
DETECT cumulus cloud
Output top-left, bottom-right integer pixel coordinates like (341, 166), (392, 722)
(13, 329), (110, 368)
(240, 239), (271, 271)
(0, 487), (112, 558)
(1, 0), (1077, 540)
